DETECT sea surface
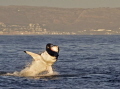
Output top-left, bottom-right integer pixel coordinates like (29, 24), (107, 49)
(0, 35), (120, 89)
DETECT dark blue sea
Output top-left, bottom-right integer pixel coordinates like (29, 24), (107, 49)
(0, 35), (120, 89)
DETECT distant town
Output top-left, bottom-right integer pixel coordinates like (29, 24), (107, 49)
(0, 22), (120, 35)
(0, 22), (77, 35)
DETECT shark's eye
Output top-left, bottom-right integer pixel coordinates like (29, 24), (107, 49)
(47, 46), (49, 48)
(50, 44), (54, 47)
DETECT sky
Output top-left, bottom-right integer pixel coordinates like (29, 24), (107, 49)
(0, 0), (120, 8)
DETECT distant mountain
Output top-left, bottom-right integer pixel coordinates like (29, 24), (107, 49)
(0, 6), (120, 32)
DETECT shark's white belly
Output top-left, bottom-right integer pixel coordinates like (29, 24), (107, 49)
(20, 60), (47, 76)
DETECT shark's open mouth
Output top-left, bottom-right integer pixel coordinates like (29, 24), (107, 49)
(51, 46), (58, 52)
(46, 43), (59, 58)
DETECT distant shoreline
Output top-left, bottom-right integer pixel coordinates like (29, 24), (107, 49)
(0, 6), (120, 35)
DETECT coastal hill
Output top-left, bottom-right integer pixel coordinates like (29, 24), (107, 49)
(0, 6), (120, 35)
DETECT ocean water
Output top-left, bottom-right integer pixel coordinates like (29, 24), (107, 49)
(0, 35), (120, 89)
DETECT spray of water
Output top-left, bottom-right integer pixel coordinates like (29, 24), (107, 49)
(4, 60), (59, 79)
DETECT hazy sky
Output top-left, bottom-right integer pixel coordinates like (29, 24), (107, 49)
(0, 0), (120, 8)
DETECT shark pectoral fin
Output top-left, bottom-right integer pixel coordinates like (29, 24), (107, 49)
(24, 51), (41, 61)
(47, 66), (53, 74)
